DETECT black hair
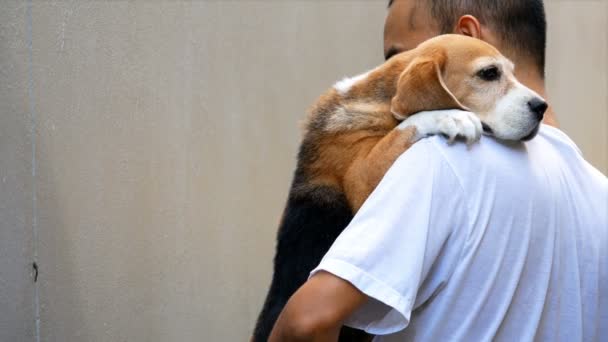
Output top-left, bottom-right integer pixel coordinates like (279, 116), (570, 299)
(388, 0), (547, 76)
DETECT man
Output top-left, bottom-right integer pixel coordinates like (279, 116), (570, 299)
(270, 0), (607, 341)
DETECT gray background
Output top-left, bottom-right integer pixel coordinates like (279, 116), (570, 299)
(1, 1), (606, 341)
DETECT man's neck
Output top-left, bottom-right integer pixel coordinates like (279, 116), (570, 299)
(515, 67), (558, 128)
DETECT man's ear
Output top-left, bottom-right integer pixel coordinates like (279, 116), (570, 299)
(455, 15), (482, 38)
(390, 50), (467, 119)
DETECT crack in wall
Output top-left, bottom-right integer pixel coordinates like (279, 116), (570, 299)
(26, 1), (41, 342)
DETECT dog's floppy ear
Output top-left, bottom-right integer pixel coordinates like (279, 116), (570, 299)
(391, 50), (467, 119)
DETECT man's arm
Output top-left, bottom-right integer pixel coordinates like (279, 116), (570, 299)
(270, 137), (467, 340)
(269, 271), (368, 342)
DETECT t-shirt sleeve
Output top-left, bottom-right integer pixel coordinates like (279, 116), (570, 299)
(309, 138), (470, 335)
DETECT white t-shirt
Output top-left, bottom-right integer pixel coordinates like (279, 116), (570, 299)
(310, 125), (608, 341)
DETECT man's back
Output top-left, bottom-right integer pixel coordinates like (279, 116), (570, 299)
(311, 125), (607, 341)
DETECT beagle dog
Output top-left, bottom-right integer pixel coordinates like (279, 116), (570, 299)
(253, 34), (548, 342)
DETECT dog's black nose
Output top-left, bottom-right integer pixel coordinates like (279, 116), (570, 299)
(528, 98), (548, 121)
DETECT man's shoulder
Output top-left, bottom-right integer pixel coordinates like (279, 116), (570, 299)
(396, 124), (588, 192)
(409, 124), (582, 166)
(399, 133), (506, 176)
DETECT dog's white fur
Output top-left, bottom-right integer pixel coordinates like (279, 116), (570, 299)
(334, 69), (375, 95)
(485, 80), (544, 140)
(398, 109), (483, 145)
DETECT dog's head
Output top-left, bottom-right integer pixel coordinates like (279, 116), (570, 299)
(390, 34), (547, 141)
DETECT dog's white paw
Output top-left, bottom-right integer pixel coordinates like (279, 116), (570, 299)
(398, 109), (482, 145)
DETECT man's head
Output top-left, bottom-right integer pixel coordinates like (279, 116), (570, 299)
(385, 0), (547, 79)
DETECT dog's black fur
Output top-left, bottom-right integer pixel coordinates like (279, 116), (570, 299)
(252, 142), (370, 341)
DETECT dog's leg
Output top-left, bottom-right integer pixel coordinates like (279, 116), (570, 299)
(398, 109), (482, 145)
(344, 109), (481, 211)
(343, 126), (418, 211)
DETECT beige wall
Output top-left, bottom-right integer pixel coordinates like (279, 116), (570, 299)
(546, 1), (608, 172)
(1, 1), (605, 341)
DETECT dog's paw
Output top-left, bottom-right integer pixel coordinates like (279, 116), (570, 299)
(398, 109), (482, 145)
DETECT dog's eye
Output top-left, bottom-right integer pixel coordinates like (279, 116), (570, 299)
(477, 66), (501, 81)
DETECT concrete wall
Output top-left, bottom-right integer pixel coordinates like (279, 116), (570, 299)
(0, 3), (37, 341)
(1, 1), (605, 341)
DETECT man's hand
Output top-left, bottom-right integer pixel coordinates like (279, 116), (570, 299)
(268, 271), (369, 341)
